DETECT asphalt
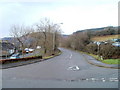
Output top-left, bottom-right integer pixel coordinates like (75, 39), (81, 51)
(1, 48), (119, 69)
(1, 48), (119, 88)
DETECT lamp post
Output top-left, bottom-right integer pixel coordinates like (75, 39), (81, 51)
(53, 23), (63, 51)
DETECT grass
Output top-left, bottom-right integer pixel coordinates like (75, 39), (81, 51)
(79, 51), (120, 65)
(29, 53), (42, 57)
(89, 54), (102, 60)
(91, 34), (120, 41)
(102, 59), (120, 64)
(43, 56), (54, 59)
(88, 53), (120, 64)
(89, 54), (120, 64)
(43, 51), (62, 59)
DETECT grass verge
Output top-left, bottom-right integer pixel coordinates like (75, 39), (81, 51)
(43, 56), (54, 59)
(102, 59), (120, 64)
(89, 53), (120, 64)
(43, 50), (62, 59)
(89, 54), (120, 64)
(79, 51), (120, 65)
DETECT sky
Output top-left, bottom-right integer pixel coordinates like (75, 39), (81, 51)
(0, 0), (119, 38)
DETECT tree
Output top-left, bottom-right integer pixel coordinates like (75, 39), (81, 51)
(35, 18), (62, 55)
(35, 18), (51, 54)
(52, 24), (62, 51)
(70, 32), (90, 51)
(10, 25), (32, 57)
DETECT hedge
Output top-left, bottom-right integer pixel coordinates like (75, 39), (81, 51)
(0, 55), (42, 64)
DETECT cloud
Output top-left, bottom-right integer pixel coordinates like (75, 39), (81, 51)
(0, 0), (119, 37)
(40, 3), (118, 34)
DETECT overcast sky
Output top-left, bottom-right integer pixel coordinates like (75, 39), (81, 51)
(0, 0), (119, 38)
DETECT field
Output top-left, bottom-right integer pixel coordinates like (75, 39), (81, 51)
(91, 35), (120, 41)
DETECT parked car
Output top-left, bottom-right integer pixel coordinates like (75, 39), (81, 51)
(24, 48), (34, 53)
(10, 53), (20, 59)
(115, 39), (120, 42)
(112, 42), (120, 47)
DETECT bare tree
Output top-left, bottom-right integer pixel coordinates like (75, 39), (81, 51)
(71, 32), (90, 51)
(61, 32), (90, 51)
(52, 24), (62, 51)
(28, 32), (43, 48)
(35, 18), (62, 55)
(35, 18), (50, 54)
(10, 25), (32, 57)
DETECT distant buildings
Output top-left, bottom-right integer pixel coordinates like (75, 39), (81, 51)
(0, 40), (15, 57)
(92, 38), (120, 47)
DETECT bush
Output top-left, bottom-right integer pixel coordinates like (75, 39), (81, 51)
(99, 43), (120, 59)
(86, 43), (120, 59)
(86, 43), (98, 55)
(112, 47), (120, 59)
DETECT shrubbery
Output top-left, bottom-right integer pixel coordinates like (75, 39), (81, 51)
(86, 43), (120, 59)
(86, 43), (98, 55)
(99, 44), (116, 59)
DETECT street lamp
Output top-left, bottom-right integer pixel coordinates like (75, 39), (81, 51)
(53, 23), (63, 51)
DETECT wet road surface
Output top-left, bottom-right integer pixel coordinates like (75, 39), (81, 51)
(2, 48), (119, 88)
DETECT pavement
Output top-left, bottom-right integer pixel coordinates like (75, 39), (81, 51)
(82, 53), (120, 69)
(1, 48), (119, 88)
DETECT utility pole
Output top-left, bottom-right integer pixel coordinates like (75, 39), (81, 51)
(53, 31), (55, 51)
(53, 23), (63, 51)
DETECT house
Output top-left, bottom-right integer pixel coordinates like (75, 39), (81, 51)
(0, 40), (15, 57)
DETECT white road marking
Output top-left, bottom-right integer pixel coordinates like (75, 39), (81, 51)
(91, 78), (95, 81)
(89, 78), (119, 82)
(109, 78), (119, 82)
(69, 53), (73, 59)
(102, 80), (106, 82)
(67, 66), (80, 71)
(75, 66), (79, 70)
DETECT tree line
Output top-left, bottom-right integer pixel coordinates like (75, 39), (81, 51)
(61, 26), (120, 59)
(10, 18), (62, 56)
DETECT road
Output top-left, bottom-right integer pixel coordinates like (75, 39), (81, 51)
(2, 48), (119, 88)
